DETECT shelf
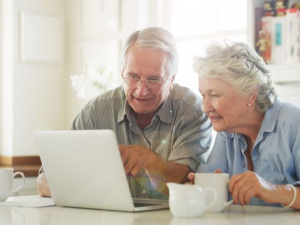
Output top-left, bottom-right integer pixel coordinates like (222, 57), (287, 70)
(248, 0), (300, 84)
(267, 64), (300, 84)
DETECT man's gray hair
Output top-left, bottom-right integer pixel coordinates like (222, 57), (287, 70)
(193, 40), (277, 112)
(121, 27), (178, 76)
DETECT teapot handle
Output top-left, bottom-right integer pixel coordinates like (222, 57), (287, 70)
(224, 199), (233, 207)
(204, 188), (217, 211)
(224, 178), (233, 207)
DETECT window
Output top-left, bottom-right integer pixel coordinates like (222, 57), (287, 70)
(157, 0), (247, 93)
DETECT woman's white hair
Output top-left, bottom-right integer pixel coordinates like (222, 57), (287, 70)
(193, 40), (277, 112)
(121, 27), (178, 76)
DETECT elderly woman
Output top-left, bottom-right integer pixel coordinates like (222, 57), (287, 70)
(192, 40), (300, 210)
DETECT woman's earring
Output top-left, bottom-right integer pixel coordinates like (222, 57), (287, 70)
(247, 103), (251, 107)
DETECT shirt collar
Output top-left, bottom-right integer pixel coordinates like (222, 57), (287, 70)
(156, 96), (173, 124)
(117, 94), (173, 124)
(260, 97), (281, 133)
(117, 90), (127, 123)
(250, 97), (281, 146)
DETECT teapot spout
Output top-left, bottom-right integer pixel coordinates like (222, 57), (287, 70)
(166, 182), (183, 192)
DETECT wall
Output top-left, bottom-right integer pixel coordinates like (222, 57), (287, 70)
(276, 83), (300, 106)
(0, 0), (3, 153)
(64, 0), (156, 126)
(1, 0), (67, 157)
(2, 0), (14, 156)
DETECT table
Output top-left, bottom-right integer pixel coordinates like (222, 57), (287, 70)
(0, 196), (300, 225)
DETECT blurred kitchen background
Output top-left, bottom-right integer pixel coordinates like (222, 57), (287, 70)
(0, 0), (299, 194)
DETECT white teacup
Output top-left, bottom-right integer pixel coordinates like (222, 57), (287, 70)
(0, 168), (26, 202)
(194, 173), (233, 213)
(167, 182), (217, 218)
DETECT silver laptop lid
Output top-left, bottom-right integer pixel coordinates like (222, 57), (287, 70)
(35, 130), (135, 211)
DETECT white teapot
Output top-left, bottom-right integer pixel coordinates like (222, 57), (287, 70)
(167, 182), (217, 218)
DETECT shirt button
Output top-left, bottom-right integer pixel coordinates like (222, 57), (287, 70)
(142, 190), (147, 195)
(243, 164), (246, 168)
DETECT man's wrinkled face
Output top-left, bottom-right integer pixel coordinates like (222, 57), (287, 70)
(123, 45), (174, 116)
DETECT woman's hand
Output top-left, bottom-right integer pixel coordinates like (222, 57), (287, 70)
(228, 171), (279, 205)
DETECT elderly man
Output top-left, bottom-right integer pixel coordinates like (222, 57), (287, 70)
(37, 27), (212, 199)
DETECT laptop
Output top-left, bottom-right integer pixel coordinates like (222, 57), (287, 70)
(34, 130), (169, 212)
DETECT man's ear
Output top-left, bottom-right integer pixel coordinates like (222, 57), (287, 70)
(169, 74), (176, 91)
(171, 74), (176, 82)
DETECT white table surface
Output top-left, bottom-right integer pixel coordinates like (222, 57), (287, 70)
(0, 196), (299, 225)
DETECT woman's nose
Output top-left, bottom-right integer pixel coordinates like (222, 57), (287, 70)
(202, 98), (212, 113)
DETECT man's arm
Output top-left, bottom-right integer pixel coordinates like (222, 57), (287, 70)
(146, 153), (192, 195)
(119, 145), (192, 195)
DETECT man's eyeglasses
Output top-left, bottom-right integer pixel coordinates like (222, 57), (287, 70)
(122, 74), (169, 89)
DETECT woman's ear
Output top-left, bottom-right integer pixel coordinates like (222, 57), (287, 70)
(248, 87), (258, 105)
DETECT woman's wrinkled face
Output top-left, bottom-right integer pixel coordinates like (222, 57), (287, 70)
(199, 77), (249, 133)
